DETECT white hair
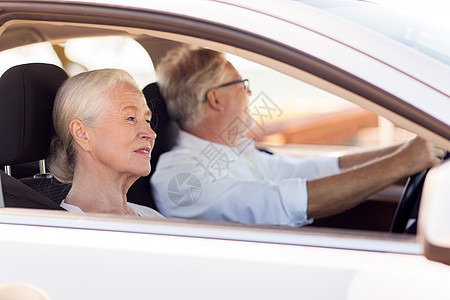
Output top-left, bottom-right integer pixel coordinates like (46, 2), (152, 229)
(49, 69), (139, 182)
(156, 46), (229, 129)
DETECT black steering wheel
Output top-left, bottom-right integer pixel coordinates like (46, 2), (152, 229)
(390, 153), (449, 234)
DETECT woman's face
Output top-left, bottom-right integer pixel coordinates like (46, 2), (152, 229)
(87, 82), (156, 179)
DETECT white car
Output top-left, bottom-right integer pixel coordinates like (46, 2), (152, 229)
(0, 0), (449, 299)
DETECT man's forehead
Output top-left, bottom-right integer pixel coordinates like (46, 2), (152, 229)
(225, 62), (241, 79)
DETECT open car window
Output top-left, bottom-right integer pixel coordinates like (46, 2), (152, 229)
(0, 32), (415, 234)
(0, 35), (415, 235)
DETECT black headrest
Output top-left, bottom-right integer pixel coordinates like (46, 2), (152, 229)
(143, 82), (179, 173)
(0, 63), (68, 165)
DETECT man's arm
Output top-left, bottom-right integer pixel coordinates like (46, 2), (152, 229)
(338, 142), (403, 170)
(307, 137), (445, 219)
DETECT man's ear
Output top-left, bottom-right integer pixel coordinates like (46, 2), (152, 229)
(205, 89), (223, 112)
(69, 119), (91, 151)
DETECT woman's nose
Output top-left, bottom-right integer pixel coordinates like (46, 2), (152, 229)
(140, 122), (157, 141)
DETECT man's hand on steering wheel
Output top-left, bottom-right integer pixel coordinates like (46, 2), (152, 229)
(390, 141), (448, 234)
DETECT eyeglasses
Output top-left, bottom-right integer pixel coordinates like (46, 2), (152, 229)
(213, 79), (250, 93)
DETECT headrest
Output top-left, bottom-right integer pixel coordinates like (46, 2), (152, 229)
(143, 82), (179, 173)
(0, 63), (68, 165)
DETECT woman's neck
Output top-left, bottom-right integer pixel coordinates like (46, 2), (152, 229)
(65, 167), (137, 216)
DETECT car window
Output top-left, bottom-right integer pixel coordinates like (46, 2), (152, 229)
(0, 30), (413, 235)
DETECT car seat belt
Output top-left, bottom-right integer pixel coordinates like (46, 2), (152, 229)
(0, 170), (64, 210)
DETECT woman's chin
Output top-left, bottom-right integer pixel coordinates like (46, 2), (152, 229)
(138, 167), (151, 177)
(127, 167), (151, 179)
(129, 161), (151, 178)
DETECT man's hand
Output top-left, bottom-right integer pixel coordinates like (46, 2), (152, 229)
(395, 137), (446, 175)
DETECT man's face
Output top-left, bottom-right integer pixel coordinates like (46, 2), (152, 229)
(217, 62), (253, 137)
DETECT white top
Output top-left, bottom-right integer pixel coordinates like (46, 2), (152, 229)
(60, 199), (164, 219)
(151, 130), (340, 226)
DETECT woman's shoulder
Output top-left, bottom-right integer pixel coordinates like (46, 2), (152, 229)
(128, 202), (165, 219)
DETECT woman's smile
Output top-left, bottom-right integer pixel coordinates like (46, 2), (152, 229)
(134, 146), (152, 157)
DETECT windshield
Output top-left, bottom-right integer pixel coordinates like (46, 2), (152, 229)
(299, 0), (450, 66)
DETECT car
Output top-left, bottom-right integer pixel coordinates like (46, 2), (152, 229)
(0, 0), (449, 299)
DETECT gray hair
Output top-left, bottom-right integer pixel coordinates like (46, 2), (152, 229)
(48, 69), (140, 183)
(156, 46), (229, 129)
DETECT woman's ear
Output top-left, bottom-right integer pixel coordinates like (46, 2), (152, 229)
(205, 89), (223, 112)
(69, 119), (91, 151)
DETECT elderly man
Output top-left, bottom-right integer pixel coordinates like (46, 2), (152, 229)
(150, 46), (444, 226)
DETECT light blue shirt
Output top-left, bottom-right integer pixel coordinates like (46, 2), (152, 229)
(151, 130), (340, 226)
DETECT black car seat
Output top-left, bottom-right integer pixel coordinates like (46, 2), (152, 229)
(0, 63), (70, 209)
(127, 82), (179, 209)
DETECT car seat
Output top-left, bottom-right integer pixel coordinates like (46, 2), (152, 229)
(0, 63), (70, 208)
(126, 82), (179, 209)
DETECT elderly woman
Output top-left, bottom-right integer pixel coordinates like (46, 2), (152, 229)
(49, 69), (162, 218)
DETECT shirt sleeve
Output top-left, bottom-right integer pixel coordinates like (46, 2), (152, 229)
(257, 151), (341, 180)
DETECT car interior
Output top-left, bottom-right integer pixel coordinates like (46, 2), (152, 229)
(0, 20), (425, 234)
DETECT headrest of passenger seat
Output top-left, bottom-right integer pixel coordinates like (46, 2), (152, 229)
(143, 82), (179, 174)
(0, 63), (68, 165)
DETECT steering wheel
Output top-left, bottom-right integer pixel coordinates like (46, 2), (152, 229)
(390, 153), (449, 234)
